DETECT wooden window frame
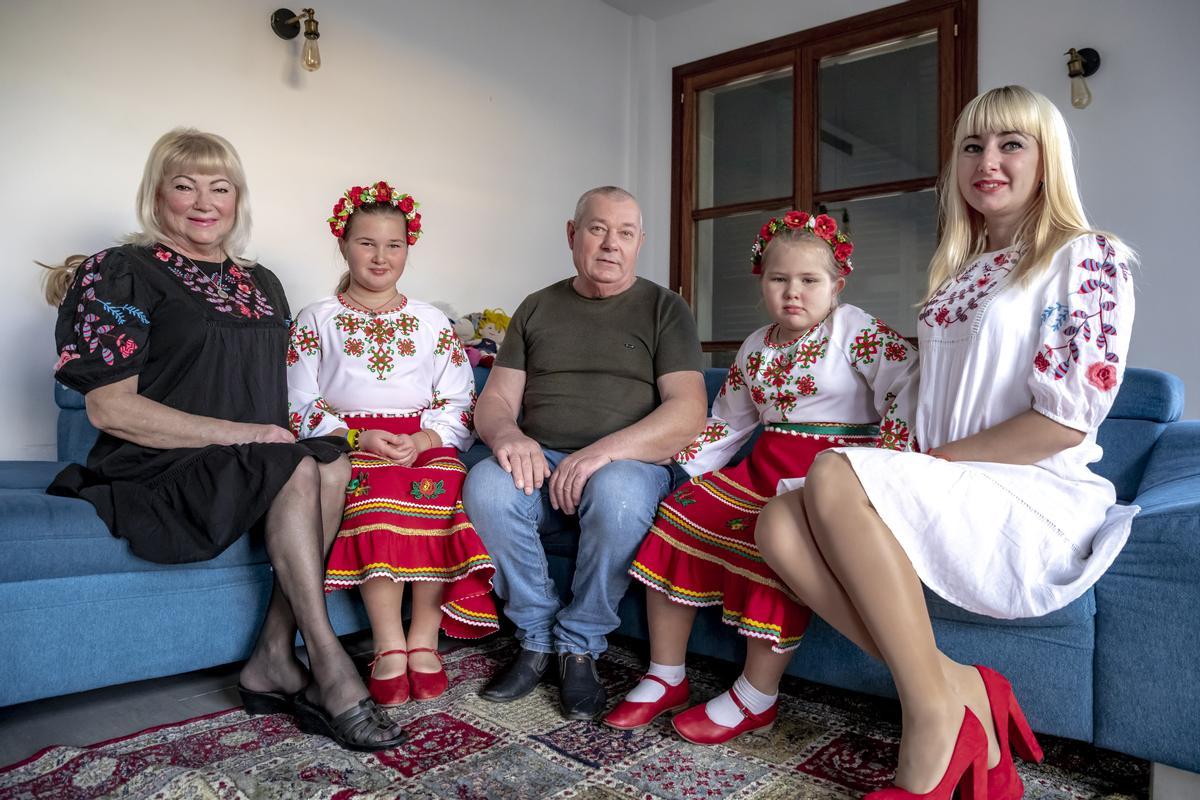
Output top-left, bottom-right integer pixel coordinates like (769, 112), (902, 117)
(670, 0), (978, 353)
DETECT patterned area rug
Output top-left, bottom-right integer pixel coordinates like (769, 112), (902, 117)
(0, 637), (1147, 799)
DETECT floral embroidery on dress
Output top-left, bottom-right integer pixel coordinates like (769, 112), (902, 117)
(739, 328), (832, 420)
(152, 245), (275, 319)
(460, 390), (478, 432)
(719, 362), (746, 397)
(675, 422), (729, 463)
(411, 478), (446, 500)
(849, 329), (882, 366)
(1035, 235), (1126, 385)
(919, 250), (1017, 329)
(331, 311), (420, 381)
(55, 250), (150, 371)
(434, 328), (468, 367)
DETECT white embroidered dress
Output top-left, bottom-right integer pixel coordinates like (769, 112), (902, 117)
(679, 303), (920, 492)
(840, 234), (1137, 618)
(286, 294), (475, 448)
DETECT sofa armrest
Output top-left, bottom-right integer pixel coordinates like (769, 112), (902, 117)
(1093, 421), (1200, 770)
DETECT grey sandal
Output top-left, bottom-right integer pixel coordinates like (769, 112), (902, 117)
(294, 693), (407, 752)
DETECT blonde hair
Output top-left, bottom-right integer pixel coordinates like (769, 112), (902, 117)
(41, 128), (254, 306)
(925, 85), (1118, 300)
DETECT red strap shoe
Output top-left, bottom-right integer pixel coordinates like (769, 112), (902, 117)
(976, 665), (1045, 800)
(864, 707), (988, 800)
(603, 675), (691, 730)
(367, 649), (410, 707)
(407, 647), (449, 701)
(671, 689), (777, 745)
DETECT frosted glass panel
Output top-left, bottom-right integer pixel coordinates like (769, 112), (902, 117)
(694, 207), (789, 345)
(698, 69), (793, 208)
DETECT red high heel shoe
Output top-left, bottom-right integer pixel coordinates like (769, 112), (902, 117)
(976, 665), (1045, 800)
(603, 675), (691, 730)
(865, 707), (988, 800)
(367, 649), (410, 707)
(408, 647), (449, 701)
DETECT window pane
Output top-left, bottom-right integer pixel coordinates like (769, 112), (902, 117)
(818, 32), (938, 192)
(824, 189), (937, 336)
(694, 207), (789, 345)
(698, 68), (792, 209)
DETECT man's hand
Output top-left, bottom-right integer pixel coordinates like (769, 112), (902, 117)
(548, 447), (612, 515)
(360, 429), (418, 466)
(493, 431), (551, 495)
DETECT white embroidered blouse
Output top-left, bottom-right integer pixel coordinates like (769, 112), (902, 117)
(286, 294), (476, 451)
(677, 303), (920, 477)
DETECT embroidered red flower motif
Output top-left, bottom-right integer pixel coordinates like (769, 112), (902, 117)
(155, 248), (171, 262)
(288, 411), (302, 437)
(884, 341), (907, 362)
(796, 375), (817, 396)
(935, 306), (950, 326)
(398, 195), (415, 214)
(977, 276), (990, 287)
(783, 211), (806, 228)
(750, 385), (767, 405)
(994, 253), (1009, 266)
(813, 214), (837, 241)
(1086, 362), (1118, 391)
(118, 337), (138, 358)
(834, 242), (854, 262)
(1033, 351), (1051, 373)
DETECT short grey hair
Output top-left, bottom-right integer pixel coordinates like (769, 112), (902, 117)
(572, 185), (642, 229)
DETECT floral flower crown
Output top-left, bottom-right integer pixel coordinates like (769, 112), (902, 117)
(750, 210), (853, 276)
(328, 180), (423, 244)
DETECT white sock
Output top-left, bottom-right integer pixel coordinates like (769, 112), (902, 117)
(704, 673), (778, 727)
(625, 661), (687, 703)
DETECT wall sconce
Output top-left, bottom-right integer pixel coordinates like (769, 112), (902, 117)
(272, 8), (321, 72)
(1065, 47), (1100, 109)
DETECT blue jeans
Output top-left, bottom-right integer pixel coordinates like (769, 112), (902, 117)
(463, 450), (671, 658)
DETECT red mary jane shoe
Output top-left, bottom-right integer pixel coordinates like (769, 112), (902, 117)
(408, 647), (449, 701)
(865, 707), (988, 800)
(367, 649), (410, 707)
(671, 691), (777, 745)
(603, 675), (691, 730)
(976, 665), (1044, 800)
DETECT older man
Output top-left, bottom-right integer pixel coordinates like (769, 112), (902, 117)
(464, 186), (706, 720)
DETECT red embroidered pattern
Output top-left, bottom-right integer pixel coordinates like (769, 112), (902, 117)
(919, 250), (1017, 329)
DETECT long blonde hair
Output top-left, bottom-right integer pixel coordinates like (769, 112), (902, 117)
(41, 128), (254, 306)
(925, 85), (1115, 300)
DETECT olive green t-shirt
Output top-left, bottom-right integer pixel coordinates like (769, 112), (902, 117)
(495, 277), (703, 452)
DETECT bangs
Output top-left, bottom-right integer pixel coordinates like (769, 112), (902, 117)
(162, 135), (243, 184)
(955, 86), (1042, 144)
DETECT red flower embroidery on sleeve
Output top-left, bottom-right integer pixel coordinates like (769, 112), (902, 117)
(1086, 362), (1118, 391)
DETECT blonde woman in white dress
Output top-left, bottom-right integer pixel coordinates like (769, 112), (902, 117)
(755, 86), (1135, 800)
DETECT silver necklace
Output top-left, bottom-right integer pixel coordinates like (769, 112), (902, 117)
(344, 289), (400, 316)
(173, 248), (231, 299)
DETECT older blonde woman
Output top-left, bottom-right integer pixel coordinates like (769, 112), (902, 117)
(44, 128), (405, 752)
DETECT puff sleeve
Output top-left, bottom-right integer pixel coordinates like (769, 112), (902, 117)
(286, 306), (346, 439)
(845, 315), (920, 451)
(53, 249), (159, 394)
(421, 323), (477, 451)
(674, 343), (761, 476)
(1030, 234), (1135, 432)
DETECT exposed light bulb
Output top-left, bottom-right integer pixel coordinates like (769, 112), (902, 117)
(1070, 75), (1091, 109)
(302, 37), (321, 71)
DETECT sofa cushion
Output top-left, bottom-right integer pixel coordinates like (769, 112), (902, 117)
(1094, 420), (1165, 503)
(1107, 367), (1184, 423)
(0, 487), (267, 583)
(0, 461), (65, 490)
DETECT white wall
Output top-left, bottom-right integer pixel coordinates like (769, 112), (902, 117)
(634, 0), (1200, 418)
(1, 0), (633, 460)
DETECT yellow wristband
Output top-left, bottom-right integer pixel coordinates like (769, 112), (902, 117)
(347, 428), (360, 450)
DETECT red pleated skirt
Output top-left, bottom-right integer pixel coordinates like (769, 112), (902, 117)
(324, 415), (498, 639)
(629, 422), (881, 653)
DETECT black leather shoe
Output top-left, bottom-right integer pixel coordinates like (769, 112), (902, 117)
(558, 653), (607, 721)
(479, 649), (550, 702)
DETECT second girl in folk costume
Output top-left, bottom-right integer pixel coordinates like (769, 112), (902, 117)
(604, 211), (919, 744)
(288, 181), (498, 706)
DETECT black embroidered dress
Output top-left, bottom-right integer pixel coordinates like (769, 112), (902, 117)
(48, 243), (346, 564)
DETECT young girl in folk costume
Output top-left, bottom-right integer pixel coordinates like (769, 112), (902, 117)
(288, 181), (497, 706)
(756, 86), (1136, 800)
(603, 211), (919, 744)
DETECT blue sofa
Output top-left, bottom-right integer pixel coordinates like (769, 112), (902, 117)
(1, 367), (1196, 773)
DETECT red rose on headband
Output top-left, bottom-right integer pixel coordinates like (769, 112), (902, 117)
(834, 242), (854, 262)
(813, 214), (837, 241)
(783, 211), (805, 228)
(398, 195), (415, 214)
(348, 186), (365, 205)
(1086, 362), (1118, 391)
(407, 234), (418, 245)
(374, 181), (391, 199)
(407, 214), (422, 232)
(759, 222), (772, 239)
